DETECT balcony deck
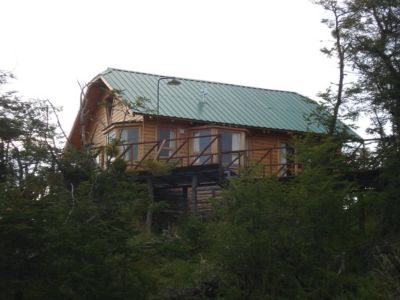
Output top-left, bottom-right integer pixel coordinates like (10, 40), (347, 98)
(98, 134), (297, 179)
(92, 135), (380, 219)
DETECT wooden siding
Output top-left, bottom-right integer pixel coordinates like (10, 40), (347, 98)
(86, 103), (107, 147)
(188, 185), (222, 216)
(155, 186), (221, 217)
(85, 93), (143, 148)
(248, 133), (279, 174)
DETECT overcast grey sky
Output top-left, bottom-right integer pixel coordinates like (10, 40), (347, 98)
(1, 0), (367, 136)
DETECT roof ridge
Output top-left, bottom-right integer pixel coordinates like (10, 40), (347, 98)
(104, 67), (299, 95)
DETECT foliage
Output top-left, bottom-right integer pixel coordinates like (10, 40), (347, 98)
(0, 72), (152, 299)
(343, 0), (400, 138)
(204, 136), (374, 299)
(142, 159), (179, 176)
(314, 0), (358, 135)
(316, 0), (400, 138)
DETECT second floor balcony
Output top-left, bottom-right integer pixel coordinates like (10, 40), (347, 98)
(93, 133), (298, 178)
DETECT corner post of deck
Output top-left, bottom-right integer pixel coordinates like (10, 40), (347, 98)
(182, 186), (189, 214)
(146, 178), (154, 234)
(191, 175), (198, 215)
(217, 134), (224, 181)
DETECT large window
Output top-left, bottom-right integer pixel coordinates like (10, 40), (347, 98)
(106, 127), (139, 162)
(192, 129), (212, 164)
(220, 131), (241, 165)
(106, 130), (117, 160)
(105, 96), (113, 125)
(158, 128), (175, 158)
(120, 128), (139, 162)
(279, 142), (294, 176)
(107, 130), (116, 143)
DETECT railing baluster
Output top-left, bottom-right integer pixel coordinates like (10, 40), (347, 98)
(166, 138), (189, 163)
(134, 143), (159, 169)
(154, 139), (167, 161)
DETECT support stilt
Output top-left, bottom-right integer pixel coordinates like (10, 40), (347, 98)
(191, 175), (198, 214)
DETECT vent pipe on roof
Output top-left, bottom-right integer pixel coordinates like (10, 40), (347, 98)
(200, 88), (208, 103)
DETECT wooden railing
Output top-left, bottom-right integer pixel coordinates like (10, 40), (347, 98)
(94, 134), (298, 177)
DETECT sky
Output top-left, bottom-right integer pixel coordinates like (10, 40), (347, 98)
(1, 0), (368, 137)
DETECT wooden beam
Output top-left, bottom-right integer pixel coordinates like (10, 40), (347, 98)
(153, 139), (167, 161)
(182, 186), (188, 214)
(190, 135), (218, 166)
(191, 175), (198, 214)
(134, 143), (158, 169)
(146, 178), (154, 234)
(166, 137), (189, 163)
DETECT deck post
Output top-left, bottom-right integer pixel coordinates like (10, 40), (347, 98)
(146, 178), (154, 234)
(191, 175), (198, 214)
(217, 134), (224, 181)
(182, 186), (188, 214)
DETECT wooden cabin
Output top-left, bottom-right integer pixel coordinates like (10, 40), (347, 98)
(68, 68), (328, 215)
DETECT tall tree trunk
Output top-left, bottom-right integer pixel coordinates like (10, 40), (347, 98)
(328, 5), (346, 136)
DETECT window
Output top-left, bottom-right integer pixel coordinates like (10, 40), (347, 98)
(120, 128), (139, 162)
(107, 130), (116, 143)
(106, 128), (139, 162)
(279, 142), (294, 176)
(220, 131), (241, 166)
(92, 148), (104, 167)
(106, 130), (117, 160)
(105, 96), (113, 125)
(192, 129), (212, 164)
(158, 128), (175, 158)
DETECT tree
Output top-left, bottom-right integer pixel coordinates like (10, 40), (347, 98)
(315, 2), (400, 297)
(0, 72), (153, 299)
(343, 0), (400, 139)
(314, 0), (356, 135)
(0, 71), (62, 189)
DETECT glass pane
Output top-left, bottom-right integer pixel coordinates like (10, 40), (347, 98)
(232, 133), (241, 150)
(106, 131), (117, 160)
(199, 135), (211, 151)
(220, 131), (241, 165)
(128, 128), (139, 143)
(280, 143), (287, 165)
(159, 128), (174, 148)
(107, 130), (116, 143)
(192, 130), (211, 164)
(120, 128), (139, 143)
(279, 142), (294, 176)
(159, 128), (173, 140)
(159, 128), (175, 157)
(221, 132), (232, 152)
(193, 130), (211, 152)
(120, 128), (139, 162)
(120, 129), (127, 141)
(159, 149), (170, 158)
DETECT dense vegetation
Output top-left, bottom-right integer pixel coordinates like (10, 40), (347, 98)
(1, 1), (399, 299)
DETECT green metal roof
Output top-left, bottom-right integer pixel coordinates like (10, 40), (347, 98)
(99, 67), (330, 134)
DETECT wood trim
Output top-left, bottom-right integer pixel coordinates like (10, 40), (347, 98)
(102, 122), (143, 134)
(98, 75), (114, 91)
(188, 124), (250, 134)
